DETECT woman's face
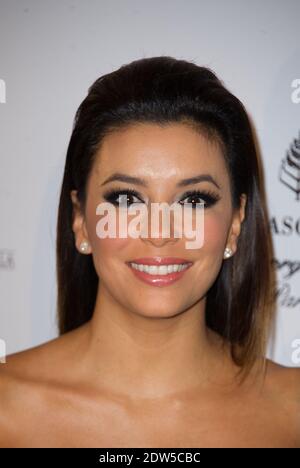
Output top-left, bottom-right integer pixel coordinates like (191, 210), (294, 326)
(71, 122), (246, 318)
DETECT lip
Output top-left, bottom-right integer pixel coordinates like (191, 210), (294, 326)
(127, 257), (192, 266)
(125, 257), (193, 287)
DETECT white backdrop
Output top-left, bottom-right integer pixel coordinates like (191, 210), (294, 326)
(0, 0), (299, 366)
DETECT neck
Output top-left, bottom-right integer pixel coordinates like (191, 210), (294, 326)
(79, 284), (230, 400)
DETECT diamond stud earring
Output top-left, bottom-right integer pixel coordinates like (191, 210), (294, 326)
(223, 247), (233, 259)
(79, 240), (90, 253)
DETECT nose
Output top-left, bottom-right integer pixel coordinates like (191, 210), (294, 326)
(142, 236), (178, 248)
(140, 203), (179, 247)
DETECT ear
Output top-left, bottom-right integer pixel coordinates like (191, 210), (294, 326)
(226, 193), (247, 254)
(70, 190), (92, 254)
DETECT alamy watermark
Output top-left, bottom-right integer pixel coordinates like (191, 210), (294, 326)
(291, 338), (300, 365)
(0, 78), (6, 103)
(95, 197), (205, 249)
(0, 339), (6, 363)
(291, 78), (300, 104)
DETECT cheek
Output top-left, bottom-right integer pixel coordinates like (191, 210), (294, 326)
(95, 237), (130, 258)
(188, 212), (229, 297)
(89, 237), (131, 280)
(85, 209), (134, 275)
(202, 212), (228, 253)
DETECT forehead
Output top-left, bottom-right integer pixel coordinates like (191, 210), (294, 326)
(93, 122), (228, 182)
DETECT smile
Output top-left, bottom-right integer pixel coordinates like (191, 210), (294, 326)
(125, 257), (193, 287)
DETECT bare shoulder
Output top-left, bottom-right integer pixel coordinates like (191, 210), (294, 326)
(0, 322), (88, 380)
(0, 324), (88, 447)
(0, 337), (59, 447)
(0, 334), (67, 382)
(263, 358), (300, 437)
(264, 358), (300, 401)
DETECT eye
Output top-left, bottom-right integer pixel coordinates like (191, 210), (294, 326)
(102, 187), (220, 209)
(178, 190), (220, 209)
(103, 188), (144, 207)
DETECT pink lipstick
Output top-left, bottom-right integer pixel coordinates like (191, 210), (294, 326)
(125, 257), (193, 287)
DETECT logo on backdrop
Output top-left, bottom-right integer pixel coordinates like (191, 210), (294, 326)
(278, 130), (300, 201)
(270, 130), (300, 312)
(272, 258), (300, 310)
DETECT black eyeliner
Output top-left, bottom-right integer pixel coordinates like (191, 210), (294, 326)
(103, 187), (144, 205)
(178, 189), (220, 208)
(102, 187), (220, 208)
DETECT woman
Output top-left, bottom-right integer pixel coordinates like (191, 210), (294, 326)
(0, 56), (299, 448)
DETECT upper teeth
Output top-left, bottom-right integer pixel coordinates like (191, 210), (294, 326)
(129, 263), (189, 275)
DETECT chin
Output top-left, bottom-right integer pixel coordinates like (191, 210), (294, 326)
(129, 301), (186, 319)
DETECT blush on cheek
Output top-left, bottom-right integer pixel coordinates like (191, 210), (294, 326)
(96, 236), (131, 254)
(90, 214), (135, 261)
(88, 235), (132, 279)
(91, 209), (143, 255)
(202, 215), (227, 253)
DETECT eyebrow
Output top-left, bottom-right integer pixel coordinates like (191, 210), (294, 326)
(101, 172), (221, 189)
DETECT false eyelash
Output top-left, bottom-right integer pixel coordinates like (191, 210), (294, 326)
(102, 187), (220, 208)
(178, 189), (220, 208)
(103, 187), (143, 205)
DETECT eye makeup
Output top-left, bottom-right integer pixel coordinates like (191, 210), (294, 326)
(102, 186), (221, 209)
(103, 187), (144, 206)
(178, 189), (221, 209)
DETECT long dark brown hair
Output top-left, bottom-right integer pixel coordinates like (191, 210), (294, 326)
(56, 56), (276, 382)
